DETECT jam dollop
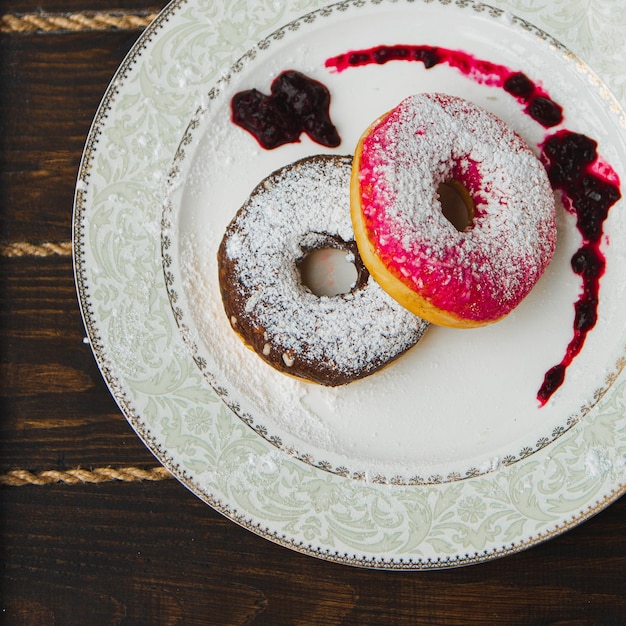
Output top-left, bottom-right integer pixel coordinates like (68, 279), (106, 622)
(537, 131), (621, 405)
(231, 70), (341, 149)
(325, 44), (563, 127)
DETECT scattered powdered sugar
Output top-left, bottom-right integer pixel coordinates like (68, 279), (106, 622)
(221, 155), (428, 380)
(584, 448), (612, 479)
(359, 93), (557, 322)
(179, 230), (340, 449)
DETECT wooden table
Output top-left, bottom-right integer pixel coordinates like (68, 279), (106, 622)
(2, 1), (625, 623)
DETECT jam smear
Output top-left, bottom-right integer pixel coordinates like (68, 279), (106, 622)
(537, 130), (621, 405)
(231, 70), (341, 149)
(325, 44), (563, 127)
(324, 44), (622, 404)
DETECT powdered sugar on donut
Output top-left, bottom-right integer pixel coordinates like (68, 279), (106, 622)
(358, 93), (557, 322)
(219, 155), (428, 385)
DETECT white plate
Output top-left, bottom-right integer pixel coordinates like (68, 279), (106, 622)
(74, 0), (626, 569)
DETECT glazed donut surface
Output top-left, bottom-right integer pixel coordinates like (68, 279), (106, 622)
(218, 154), (429, 386)
(351, 93), (557, 328)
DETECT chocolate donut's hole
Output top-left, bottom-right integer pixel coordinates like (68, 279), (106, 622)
(299, 247), (358, 297)
(437, 180), (475, 231)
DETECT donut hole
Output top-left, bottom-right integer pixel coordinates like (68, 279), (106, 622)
(437, 180), (475, 231)
(299, 247), (359, 297)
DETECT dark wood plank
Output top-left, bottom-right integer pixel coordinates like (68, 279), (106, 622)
(0, 15), (164, 471)
(0, 255), (157, 470)
(0, 29), (148, 242)
(2, 481), (625, 625)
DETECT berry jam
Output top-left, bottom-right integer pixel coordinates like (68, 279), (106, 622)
(325, 45), (563, 127)
(537, 131), (621, 405)
(231, 70), (341, 149)
(324, 43), (622, 404)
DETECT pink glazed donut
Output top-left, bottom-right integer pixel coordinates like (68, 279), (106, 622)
(351, 93), (557, 328)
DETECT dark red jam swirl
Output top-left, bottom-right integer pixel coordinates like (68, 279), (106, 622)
(325, 44), (563, 127)
(537, 131), (621, 405)
(231, 70), (340, 149)
(324, 44), (621, 404)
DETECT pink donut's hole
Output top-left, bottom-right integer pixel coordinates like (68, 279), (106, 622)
(437, 180), (475, 232)
(299, 248), (358, 297)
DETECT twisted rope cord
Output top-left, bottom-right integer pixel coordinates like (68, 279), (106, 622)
(1, 241), (72, 257)
(1, 10), (159, 34)
(1, 466), (173, 486)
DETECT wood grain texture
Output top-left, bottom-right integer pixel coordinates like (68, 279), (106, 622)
(2, 482), (626, 625)
(0, 29), (144, 242)
(1, 1), (625, 624)
(0, 255), (157, 470)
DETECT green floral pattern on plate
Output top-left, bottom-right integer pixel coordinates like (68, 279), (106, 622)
(73, 0), (626, 568)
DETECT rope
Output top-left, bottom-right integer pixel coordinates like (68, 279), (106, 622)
(1, 10), (159, 34)
(1, 466), (173, 486)
(0, 241), (72, 257)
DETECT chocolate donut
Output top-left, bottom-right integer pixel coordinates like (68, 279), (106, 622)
(218, 154), (428, 385)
